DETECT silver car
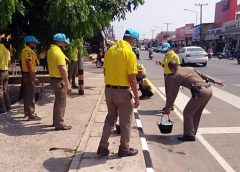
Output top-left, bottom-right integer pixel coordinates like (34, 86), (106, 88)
(178, 46), (208, 67)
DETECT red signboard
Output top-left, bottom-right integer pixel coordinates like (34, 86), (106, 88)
(175, 24), (194, 41)
(215, 0), (237, 25)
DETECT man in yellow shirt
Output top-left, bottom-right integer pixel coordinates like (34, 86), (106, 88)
(139, 78), (155, 99)
(157, 43), (180, 110)
(97, 29), (139, 157)
(21, 35), (41, 120)
(47, 33), (72, 130)
(136, 63), (147, 82)
(0, 37), (11, 114)
(68, 45), (78, 88)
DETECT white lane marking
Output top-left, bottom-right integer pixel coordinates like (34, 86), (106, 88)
(134, 108), (138, 113)
(140, 137), (149, 151)
(146, 168), (155, 172)
(198, 127), (240, 134)
(154, 86), (236, 172)
(158, 87), (210, 114)
(212, 86), (240, 109)
(155, 87), (183, 121)
(136, 119), (143, 128)
(233, 84), (240, 88)
(196, 134), (235, 172)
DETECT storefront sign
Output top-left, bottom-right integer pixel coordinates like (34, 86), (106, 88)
(223, 19), (240, 33)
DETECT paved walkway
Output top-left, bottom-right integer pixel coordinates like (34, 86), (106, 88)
(69, 89), (146, 172)
(0, 63), (146, 172)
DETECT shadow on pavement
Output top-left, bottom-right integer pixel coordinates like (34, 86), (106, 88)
(145, 134), (183, 146)
(43, 156), (72, 172)
(68, 152), (120, 171)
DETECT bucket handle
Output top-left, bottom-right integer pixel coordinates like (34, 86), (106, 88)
(160, 114), (171, 123)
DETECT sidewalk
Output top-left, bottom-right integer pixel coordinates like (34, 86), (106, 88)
(69, 88), (146, 172)
(0, 63), (146, 172)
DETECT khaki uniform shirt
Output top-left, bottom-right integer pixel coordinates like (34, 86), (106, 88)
(165, 67), (216, 109)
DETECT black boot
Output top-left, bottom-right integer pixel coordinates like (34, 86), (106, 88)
(97, 146), (110, 156)
(118, 147), (138, 157)
(178, 135), (196, 142)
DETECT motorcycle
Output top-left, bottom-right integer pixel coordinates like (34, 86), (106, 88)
(96, 57), (104, 68)
(237, 57), (240, 64)
(149, 52), (154, 60)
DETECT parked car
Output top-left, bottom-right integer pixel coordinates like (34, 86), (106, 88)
(178, 46), (208, 67)
(156, 46), (162, 53)
(152, 46), (158, 52)
(140, 46), (145, 51)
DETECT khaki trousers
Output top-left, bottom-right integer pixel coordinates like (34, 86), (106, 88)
(22, 73), (35, 117)
(68, 60), (78, 86)
(183, 87), (213, 136)
(164, 74), (172, 98)
(50, 78), (67, 128)
(0, 71), (10, 113)
(99, 87), (134, 151)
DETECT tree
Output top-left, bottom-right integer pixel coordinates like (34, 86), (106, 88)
(0, 0), (24, 30)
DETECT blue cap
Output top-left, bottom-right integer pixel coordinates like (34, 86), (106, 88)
(161, 43), (171, 52)
(124, 29), (140, 40)
(24, 35), (40, 44)
(53, 33), (70, 44)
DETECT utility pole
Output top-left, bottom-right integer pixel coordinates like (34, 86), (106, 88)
(150, 30), (156, 46)
(164, 23), (172, 38)
(195, 3), (208, 46)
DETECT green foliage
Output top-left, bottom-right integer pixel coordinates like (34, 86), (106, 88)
(1, 0), (144, 57)
(0, 0), (25, 30)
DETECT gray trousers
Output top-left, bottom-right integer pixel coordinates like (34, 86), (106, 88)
(22, 73), (35, 117)
(99, 87), (134, 151)
(0, 71), (10, 113)
(50, 78), (67, 128)
(183, 87), (213, 136)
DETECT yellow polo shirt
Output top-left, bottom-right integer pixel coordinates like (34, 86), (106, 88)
(47, 44), (68, 78)
(21, 45), (39, 73)
(142, 78), (155, 93)
(104, 40), (138, 86)
(0, 44), (11, 70)
(162, 50), (180, 74)
(70, 48), (78, 61)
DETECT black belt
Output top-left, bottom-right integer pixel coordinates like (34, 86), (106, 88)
(164, 74), (173, 76)
(0, 70), (8, 72)
(106, 85), (129, 89)
(51, 77), (62, 80)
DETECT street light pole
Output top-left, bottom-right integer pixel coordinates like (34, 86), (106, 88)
(195, 3), (208, 46)
(184, 9), (198, 26)
(164, 23), (172, 38)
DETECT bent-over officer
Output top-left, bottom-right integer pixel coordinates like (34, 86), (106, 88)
(0, 37), (11, 114)
(97, 29), (140, 157)
(157, 43), (180, 110)
(163, 60), (223, 141)
(21, 36), (41, 120)
(47, 33), (72, 130)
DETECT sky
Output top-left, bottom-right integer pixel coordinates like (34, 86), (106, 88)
(113, 0), (222, 39)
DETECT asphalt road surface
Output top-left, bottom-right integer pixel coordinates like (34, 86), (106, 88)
(137, 51), (240, 172)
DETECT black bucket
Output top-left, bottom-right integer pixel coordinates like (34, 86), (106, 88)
(157, 115), (174, 134)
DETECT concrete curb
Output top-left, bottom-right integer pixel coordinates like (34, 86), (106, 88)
(68, 87), (105, 172)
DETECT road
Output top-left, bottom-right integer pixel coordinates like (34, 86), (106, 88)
(137, 51), (240, 172)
